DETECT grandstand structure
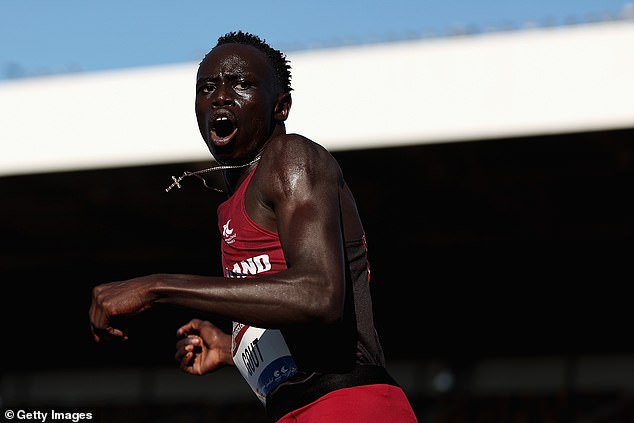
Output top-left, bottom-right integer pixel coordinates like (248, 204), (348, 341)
(1, 14), (633, 422)
(1, 16), (633, 176)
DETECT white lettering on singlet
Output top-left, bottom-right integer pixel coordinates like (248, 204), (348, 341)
(231, 254), (272, 277)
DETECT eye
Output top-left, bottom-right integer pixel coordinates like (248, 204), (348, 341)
(198, 82), (215, 94)
(234, 81), (253, 91)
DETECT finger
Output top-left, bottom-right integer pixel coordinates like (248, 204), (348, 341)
(176, 318), (204, 337)
(179, 351), (194, 371)
(89, 299), (110, 339)
(174, 341), (192, 361)
(89, 307), (106, 343)
(175, 346), (187, 362)
(90, 322), (101, 343)
(175, 336), (200, 358)
(92, 325), (129, 343)
(108, 326), (128, 340)
(177, 336), (200, 352)
(175, 345), (196, 363)
(176, 322), (194, 337)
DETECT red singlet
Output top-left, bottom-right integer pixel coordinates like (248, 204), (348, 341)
(217, 167), (419, 422)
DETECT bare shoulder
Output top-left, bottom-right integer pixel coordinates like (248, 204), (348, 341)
(261, 133), (342, 181)
(253, 133), (343, 203)
(266, 133), (334, 162)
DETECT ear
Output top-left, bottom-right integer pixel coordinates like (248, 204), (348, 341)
(273, 92), (292, 122)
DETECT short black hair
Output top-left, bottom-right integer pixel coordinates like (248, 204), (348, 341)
(210, 30), (293, 93)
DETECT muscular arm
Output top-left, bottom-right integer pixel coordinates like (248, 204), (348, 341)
(249, 134), (348, 325)
(90, 135), (349, 341)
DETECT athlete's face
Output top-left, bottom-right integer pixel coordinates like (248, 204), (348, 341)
(195, 43), (282, 165)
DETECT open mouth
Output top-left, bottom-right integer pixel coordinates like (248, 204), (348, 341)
(211, 116), (237, 146)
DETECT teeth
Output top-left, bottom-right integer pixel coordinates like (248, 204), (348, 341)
(215, 116), (229, 122)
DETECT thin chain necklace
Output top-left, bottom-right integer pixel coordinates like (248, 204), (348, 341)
(165, 155), (261, 193)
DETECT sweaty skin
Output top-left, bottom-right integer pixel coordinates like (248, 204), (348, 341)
(89, 44), (365, 366)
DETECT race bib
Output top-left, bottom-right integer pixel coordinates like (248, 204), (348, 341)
(232, 322), (298, 404)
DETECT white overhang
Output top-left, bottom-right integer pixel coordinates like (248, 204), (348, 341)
(1, 20), (633, 176)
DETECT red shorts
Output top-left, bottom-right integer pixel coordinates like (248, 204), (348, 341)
(276, 384), (419, 422)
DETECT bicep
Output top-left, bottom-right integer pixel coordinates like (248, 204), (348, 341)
(275, 165), (345, 279)
(252, 139), (349, 322)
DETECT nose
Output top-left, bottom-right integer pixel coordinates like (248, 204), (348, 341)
(211, 83), (234, 107)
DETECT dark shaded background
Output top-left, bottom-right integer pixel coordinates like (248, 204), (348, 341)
(1, 127), (633, 421)
(2, 128), (633, 368)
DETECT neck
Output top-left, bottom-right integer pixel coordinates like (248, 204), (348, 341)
(222, 155), (261, 195)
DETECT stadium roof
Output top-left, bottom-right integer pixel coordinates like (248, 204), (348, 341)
(1, 20), (633, 176)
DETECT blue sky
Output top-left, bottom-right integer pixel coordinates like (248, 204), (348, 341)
(0, 0), (630, 81)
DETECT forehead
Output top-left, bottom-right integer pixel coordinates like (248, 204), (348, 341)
(198, 43), (274, 79)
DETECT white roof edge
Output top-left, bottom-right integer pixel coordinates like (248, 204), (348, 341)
(1, 20), (633, 176)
